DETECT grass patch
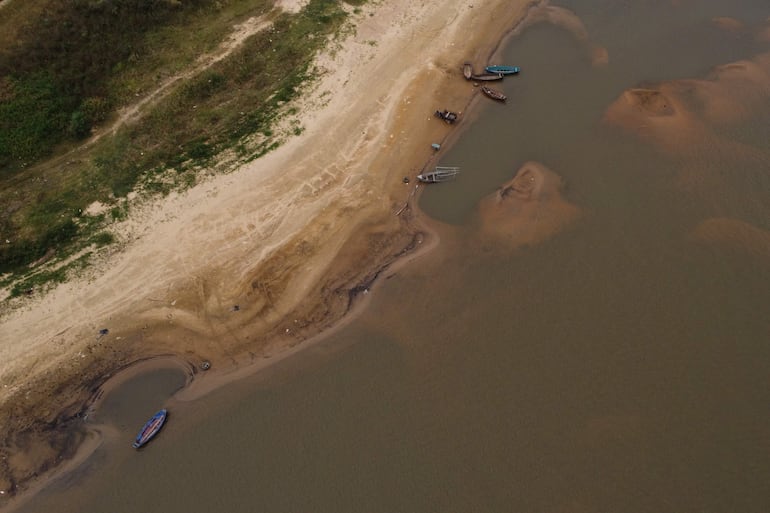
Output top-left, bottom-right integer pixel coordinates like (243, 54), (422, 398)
(8, 250), (94, 298)
(0, 0), (365, 295)
(0, 220), (78, 275)
(9, 268), (68, 298)
(90, 232), (115, 247)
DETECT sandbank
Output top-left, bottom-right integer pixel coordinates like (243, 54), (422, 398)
(0, 0), (539, 505)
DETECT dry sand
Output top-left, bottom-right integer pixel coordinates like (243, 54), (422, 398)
(0, 0), (540, 502)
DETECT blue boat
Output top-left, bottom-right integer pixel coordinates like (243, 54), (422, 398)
(485, 65), (520, 75)
(132, 409), (167, 449)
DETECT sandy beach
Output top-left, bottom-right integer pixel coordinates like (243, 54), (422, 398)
(0, 0), (537, 502)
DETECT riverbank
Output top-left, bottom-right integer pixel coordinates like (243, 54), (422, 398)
(0, 0), (536, 506)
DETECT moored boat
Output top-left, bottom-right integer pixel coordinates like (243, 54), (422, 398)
(481, 85), (507, 102)
(132, 409), (167, 449)
(417, 166), (460, 183)
(485, 65), (520, 75)
(470, 72), (504, 82)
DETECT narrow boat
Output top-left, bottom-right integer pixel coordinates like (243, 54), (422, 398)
(485, 65), (520, 75)
(463, 62), (473, 80)
(132, 409), (167, 449)
(417, 166), (460, 183)
(470, 72), (504, 82)
(481, 85), (507, 102)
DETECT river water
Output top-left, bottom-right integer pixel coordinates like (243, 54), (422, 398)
(17, 1), (770, 512)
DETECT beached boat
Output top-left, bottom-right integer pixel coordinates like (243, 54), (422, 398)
(434, 109), (458, 124)
(470, 72), (504, 82)
(485, 65), (520, 75)
(417, 166), (460, 183)
(132, 409), (167, 449)
(481, 85), (507, 102)
(463, 62), (473, 80)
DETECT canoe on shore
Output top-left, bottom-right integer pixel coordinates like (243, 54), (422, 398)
(470, 73), (504, 82)
(481, 85), (507, 102)
(417, 166), (460, 183)
(463, 62), (473, 80)
(132, 409), (167, 449)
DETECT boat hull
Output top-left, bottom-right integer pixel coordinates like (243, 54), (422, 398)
(485, 65), (520, 75)
(417, 166), (460, 183)
(481, 85), (506, 102)
(132, 409), (167, 449)
(470, 73), (504, 82)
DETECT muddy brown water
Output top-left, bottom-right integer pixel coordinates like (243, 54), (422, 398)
(14, 1), (770, 512)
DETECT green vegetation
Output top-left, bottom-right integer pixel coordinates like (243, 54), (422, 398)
(0, 0), (213, 171)
(0, 0), (366, 297)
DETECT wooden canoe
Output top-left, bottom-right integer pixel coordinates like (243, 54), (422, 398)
(132, 409), (167, 449)
(470, 73), (504, 82)
(417, 166), (460, 183)
(481, 85), (507, 102)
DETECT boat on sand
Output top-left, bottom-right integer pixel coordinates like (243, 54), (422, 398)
(481, 85), (507, 102)
(470, 72), (504, 82)
(417, 166), (460, 183)
(132, 409), (167, 449)
(463, 62), (473, 80)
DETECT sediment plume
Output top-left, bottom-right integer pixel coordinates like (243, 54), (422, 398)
(605, 51), (770, 134)
(688, 218), (770, 260)
(475, 161), (580, 250)
(686, 54), (770, 125)
(712, 16), (744, 33)
(602, 51), (770, 161)
(606, 50), (770, 126)
(512, 1), (609, 67)
(602, 84), (704, 152)
(759, 18), (770, 42)
(602, 52), (770, 205)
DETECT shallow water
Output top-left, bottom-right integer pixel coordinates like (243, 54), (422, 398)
(16, 1), (770, 512)
(94, 366), (187, 432)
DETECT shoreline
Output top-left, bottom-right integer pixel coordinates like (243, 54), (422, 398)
(0, 0), (537, 508)
(0, 180), (443, 513)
